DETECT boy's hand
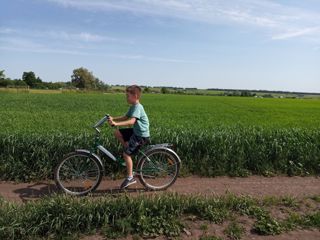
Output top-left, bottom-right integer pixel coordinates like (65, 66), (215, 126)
(108, 119), (117, 126)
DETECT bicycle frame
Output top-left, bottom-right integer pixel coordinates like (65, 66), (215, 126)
(88, 115), (150, 170)
(90, 127), (118, 162)
(85, 115), (179, 177)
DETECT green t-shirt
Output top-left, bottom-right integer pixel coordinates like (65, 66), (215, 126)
(126, 103), (150, 137)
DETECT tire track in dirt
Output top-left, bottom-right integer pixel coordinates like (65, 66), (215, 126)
(0, 176), (319, 203)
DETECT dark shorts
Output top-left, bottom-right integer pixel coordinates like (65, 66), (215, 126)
(119, 128), (150, 156)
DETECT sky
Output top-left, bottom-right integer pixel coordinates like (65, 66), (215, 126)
(1, 0), (320, 92)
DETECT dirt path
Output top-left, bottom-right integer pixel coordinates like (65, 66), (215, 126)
(0, 175), (319, 203)
(82, 229), (320, 240)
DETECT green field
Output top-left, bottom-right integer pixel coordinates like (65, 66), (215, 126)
(0, 92), (320, 180)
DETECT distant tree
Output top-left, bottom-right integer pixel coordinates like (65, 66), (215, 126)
(71, 67), (96, 89)
(0, 79), (11, 87)
(143, 87), (150, 93)
(14, 79), (27, 86)
(175, 90), (186, 95)
(22, 71), (42, 87)
(94, 77), (110, 90)
(161, 87), (169, 94)
(0, 70), (5, 80)
(225, 91), (240, 96)
(0, 70), (6, 86)
(262, 94), (274, 98)
(71, 67), (109, 90)
(0, 70), (16, 87)
(240, 90), (256, 97)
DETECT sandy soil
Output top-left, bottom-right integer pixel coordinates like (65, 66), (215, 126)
(0, 175), (319, 203)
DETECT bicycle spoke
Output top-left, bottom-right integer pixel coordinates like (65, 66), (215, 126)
(139, 150), (179, 190)
(56, 153), (101, 195)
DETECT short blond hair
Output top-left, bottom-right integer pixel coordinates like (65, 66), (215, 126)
(126, 85), (142, 99)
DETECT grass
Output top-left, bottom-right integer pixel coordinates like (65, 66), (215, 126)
(0, 193), (319, 239)
(224, 221), (245, 240)
(0, 92), (320, 181)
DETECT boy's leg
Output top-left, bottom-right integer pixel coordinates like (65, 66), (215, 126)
(123, 152), (133, 177)
(115, 129), (133, 147)
(120, 152), (136, 189)
(120, 134), (143, 189)
(114, 129), (127, 147)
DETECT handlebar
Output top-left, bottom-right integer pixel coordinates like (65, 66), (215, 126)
(93, 114), (115, 129)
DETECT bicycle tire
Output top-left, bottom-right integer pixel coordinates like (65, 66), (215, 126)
(137, 147), (180, 190)
(54, 152), (103, 196)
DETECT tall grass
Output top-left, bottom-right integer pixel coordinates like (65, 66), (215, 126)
(0, 193), (319, 239)
(0, 93), (320, 181)
(0, 126), (319, 181)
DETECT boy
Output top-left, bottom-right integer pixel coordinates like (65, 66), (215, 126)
(108, 85), (150, 189)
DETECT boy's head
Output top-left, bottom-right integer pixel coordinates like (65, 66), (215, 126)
(126, 85), (141, 104)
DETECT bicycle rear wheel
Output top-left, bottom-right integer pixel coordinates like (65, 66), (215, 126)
(54, 152), (103, 196)
(137, 148), (180, 190)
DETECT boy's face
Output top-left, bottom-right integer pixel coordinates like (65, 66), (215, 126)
(126, 92), (138, 104)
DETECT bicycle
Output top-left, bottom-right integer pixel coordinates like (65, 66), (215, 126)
(54, 114), (181, 196)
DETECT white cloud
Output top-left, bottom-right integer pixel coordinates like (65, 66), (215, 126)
(0, 36), (81, 54)
(272, 27), (320, 40)
(0, 37), (44, 49)
(0, 45), (88, 55)
(45, 31), (119, 42)
(0, 36), (190, 63)
(0, 27), (134, 46)
(314, 46), (320, 51)
(0, 28), (134, 47)
(45, 0), (320, 41)
(0, 28), (16, 34)
(112, 54), (193, 63)
(1, 27), (188, 62)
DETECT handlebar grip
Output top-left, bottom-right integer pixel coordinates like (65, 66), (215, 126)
(93, 114), (109, 128)
(106, 114), (116, 127)
(93, 114), (116, 128)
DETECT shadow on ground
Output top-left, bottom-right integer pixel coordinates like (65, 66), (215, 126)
(12, 182), (159, 202)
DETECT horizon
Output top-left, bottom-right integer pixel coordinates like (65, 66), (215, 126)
(1, 0), (320, 93)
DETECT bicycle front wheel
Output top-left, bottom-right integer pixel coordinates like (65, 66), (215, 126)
(54, 152), (103, 196)
(137, 148), (180, 190)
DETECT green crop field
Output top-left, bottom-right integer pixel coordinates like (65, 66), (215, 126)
(0, 92), (320, 181)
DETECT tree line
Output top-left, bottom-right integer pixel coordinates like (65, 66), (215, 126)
(0, 67), (110, 90)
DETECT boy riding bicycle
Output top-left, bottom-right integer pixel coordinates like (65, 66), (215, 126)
(107, 85), (150, 189)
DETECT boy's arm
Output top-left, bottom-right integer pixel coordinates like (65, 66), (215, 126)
(109, 117), (136, 127)
(112, 116), (129, 121)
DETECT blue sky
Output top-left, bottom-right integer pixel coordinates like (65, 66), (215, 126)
(1, 0), (320, 92)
